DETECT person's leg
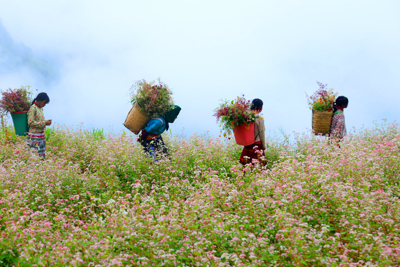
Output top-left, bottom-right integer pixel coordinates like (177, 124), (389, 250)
(27, 133), (45, 158)
(239, 146), (250, 165)
(153, 136), (169, 159)
(26, 134), (35, 149)
(329, 137), (341, 148)
(140, 139), (151, 154)
(38, 138), (46, 158)
(148, 142), (157, 160)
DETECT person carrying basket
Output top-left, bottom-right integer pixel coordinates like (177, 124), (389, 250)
(329, 96), (349, 146)
(138, 105), (181, 160)
(239, 98), (266, 166)
(27, 92), (51, 158)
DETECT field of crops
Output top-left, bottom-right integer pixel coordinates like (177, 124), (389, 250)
(0, 122), (399, 266)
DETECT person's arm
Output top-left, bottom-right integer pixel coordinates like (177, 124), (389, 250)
(27, 106), (45, 129)
(259, 119), (266, 150)
(138, 129), (149, 143)
(144, 118), (164, 134)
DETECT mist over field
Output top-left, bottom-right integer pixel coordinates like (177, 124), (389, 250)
(1, 0), (400, 137)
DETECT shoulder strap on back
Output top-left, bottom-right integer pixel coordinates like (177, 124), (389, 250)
(154, 117), (164, 126)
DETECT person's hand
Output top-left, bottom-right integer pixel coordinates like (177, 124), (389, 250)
(45, 119), (52, 126)
(140, 129), (149, 141)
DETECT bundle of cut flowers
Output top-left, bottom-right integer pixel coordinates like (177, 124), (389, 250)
(0, 86), (33, 114)
(307, 81), (338, 112)
(214, 96), (259, 135)
(129, 79), (174, 117)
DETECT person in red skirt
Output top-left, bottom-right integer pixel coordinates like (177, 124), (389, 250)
(239, 98), (266, 166)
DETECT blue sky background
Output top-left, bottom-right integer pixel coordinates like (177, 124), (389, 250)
(0, 0), (399, 138)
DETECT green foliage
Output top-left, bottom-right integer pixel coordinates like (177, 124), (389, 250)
(0, 122), (399, 266)
(130, 79), (174, 117)
(85, 128), (105, 141)
(0, 246), (21, 267)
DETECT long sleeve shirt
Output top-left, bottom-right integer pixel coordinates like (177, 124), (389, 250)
(27, 104), (46, 133)
(330, 111), (347, 139)
(144, 117), (166, 135)
(254, 117), (266, 150)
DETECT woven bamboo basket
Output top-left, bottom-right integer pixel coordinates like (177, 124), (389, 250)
(123, 102), (151, 135)
(312, 109), (333, 136)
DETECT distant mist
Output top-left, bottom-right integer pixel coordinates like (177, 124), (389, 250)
(0, 20), (60, 86)
(0, 0), (399, 136)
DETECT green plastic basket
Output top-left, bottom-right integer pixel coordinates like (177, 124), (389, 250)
(11, 111), (28, 136)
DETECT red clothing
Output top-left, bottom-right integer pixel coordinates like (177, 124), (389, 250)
(239, 141), (267, 166)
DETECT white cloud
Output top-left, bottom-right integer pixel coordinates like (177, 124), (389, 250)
(0, 0), (399, 138)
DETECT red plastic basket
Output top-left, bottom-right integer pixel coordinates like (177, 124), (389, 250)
(233, 122), (255, 146)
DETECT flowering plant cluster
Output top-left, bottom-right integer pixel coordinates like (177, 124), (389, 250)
(214, 96), (259, 135)
(129, 79), (174, 117)
(0, 121), (399, 265)
(307, 81), (338, 112)
(0, 86), (33, 114)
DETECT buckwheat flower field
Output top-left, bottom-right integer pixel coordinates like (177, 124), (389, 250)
(1, 122), (400, 266)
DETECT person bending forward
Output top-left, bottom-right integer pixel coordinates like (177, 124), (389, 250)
(139, 105), (181, 160)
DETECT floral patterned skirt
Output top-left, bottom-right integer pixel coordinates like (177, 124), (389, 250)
(140, 135), (169, 159)
(239, 141), (266, 166)
(27, 132), (46, 158)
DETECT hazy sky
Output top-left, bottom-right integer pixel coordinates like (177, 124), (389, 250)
(0, 0), (399, 138)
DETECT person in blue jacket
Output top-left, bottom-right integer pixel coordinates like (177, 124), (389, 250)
(138, 105), (181, 159)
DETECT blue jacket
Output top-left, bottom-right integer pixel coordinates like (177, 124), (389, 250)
(144, 117), (166, 135)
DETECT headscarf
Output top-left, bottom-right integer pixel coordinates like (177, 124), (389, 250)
(163, 105), (181, 131)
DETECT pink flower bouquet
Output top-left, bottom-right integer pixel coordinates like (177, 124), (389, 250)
(307, 81), (338, 112)
(0, 86), (33, 114)
(214, 96), (259, 136)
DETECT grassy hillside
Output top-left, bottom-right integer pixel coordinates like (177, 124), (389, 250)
(0, 123), (399, 266)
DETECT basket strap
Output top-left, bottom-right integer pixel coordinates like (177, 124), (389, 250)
(254, 121), (260, 141)
(153, 117), (164, 126)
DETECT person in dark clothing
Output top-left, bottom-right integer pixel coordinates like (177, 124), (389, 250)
(138, 105), (181, 160)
